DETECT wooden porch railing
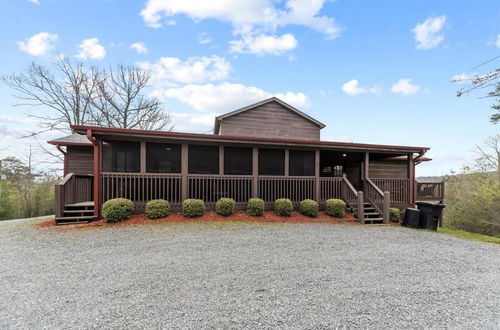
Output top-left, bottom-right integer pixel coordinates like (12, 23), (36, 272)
(341, 174), (364, 221)
(101, 173), (182, 210)
(371, 178), (411, 206)
(55, 173), (93, 218)
(188, 175), (252, 208)
(259, 176), (315, 207)
(320, 177), (343, 200)
(416, 182), (445, 201)
(365, 178), (390, 223)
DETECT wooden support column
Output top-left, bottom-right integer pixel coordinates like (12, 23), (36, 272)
(408, 153), (415, 207)
(219, 146), (224, 175)
(181, 144), (188, 201)
(314, 149), (320, 202)
(284, 149), (289, 176)
(363, 152), (370, 179)
(357, 191), (365, 224)
(383, 191), (390, 224)
(252, 147), (258, 197)
(140, 141), (146, 173)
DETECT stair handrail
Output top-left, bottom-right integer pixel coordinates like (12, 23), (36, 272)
(55, 173), (75, 218)
(365, 178), (390, 223)
(55, 173), (93, 218)
(342, 174), (364, 222)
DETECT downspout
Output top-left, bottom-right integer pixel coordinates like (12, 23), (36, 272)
(86, 129), (100, 218)
(55, 144), (68, 177)
(412, 150), (428, 206)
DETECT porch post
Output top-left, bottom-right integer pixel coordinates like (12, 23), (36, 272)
(284, 149), (289, 176)
(408, 153), (414, 207)
(383, 191), (390, 224)
(252, 147), (259, 198)
(314, 149), (320, 202)
(140, 141), (146, 173)
(357, 191), (365, 224)
(181, 144), (188, 202)
(219, 146), (224, 175)
(363, 152), (370, 179)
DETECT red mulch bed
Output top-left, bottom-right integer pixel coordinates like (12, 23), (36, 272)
(35, 211), (358, 231)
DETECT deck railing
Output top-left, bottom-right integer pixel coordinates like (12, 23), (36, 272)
(98, 173), (408, 221)
(258, 176), (315, 207)
(101, 173), (182, 210)
(188, 175), (252, 208)
(365, 178), (390, 223)
(371, 178), (411, 205)
(416, 182), (445, 201)
(55, 173), (93, 217)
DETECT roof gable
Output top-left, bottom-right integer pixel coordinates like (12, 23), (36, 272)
(213, 97), (325, 134)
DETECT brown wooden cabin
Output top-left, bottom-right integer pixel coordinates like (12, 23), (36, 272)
(48, 97), (439, 225)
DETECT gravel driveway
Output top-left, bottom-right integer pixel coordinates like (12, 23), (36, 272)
(0, 219), (499, 329)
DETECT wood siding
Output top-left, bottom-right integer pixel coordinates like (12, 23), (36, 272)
(369, 159), (408, 178)
(219, 101), (321, 140)
(66, 146), (94, 175)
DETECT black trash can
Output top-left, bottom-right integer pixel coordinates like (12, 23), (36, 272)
(402, 208), (420, 229)
(416, 202), (446, 230)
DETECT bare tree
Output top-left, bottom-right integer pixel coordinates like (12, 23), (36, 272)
(1, 57), (172, 134)
(1, 58), (100, 135)
(454, 57), (499, 124)
(474, 134), (500, 181)
(91, 64), (171, 130)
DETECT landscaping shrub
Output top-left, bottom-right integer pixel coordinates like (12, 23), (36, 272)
(389, 207), (401, 222)
(216, 198), (236, 216)
(247, 198), (265, 216)
(102, 198), (134, 223)
(274, 198), (293, 217)
(325, 199), (346, 217)
(182, 199), (205, 218)
(145, 199), (170, 219)
(299, 199), (319, 217)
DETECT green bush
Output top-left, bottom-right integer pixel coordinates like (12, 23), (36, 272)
(325, 199), (346, 217)
(145, 199), (170, 219)
(247, 198), (265, 216)
(216, 198), (236, 216)
(274, 198), (293, 217)
(182, 199), (205, 218)
(299, 199), (319, 217)
(389, 207), (401, 222)
(102, 198), (134, 223)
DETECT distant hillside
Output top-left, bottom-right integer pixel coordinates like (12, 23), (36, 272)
(416, 176), (444, 182)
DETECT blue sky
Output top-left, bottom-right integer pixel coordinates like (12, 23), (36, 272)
(0, 0), (499, 176)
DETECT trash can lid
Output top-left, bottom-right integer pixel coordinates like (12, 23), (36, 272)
(416, 202), (446, 208)
(405, 207), (420, 211)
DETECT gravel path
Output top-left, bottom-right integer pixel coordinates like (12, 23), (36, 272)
(0, 219), (499, 329)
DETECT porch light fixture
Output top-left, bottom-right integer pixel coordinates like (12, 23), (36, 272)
(342, 153), (347, 157)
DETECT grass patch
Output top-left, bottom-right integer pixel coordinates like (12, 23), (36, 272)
(438, 226), (500, 245)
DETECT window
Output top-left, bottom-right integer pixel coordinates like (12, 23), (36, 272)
(102, 140), (140, 172)
(259, 148), (285, 175)
(188, 145), (219, 174)
(224, 147), (252, 175)
(289, 150), (315, 176)
(333, 165), (343, 177)
(146, 143), (181, 173)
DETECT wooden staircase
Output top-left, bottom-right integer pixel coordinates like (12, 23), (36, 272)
(55, 201), (96, 225)
(349, 202), (385, 224)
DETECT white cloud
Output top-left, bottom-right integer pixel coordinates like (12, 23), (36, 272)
(341, 79), (381, 95)
(129, 42), (148, 54)
(197, 32), (212, 45)
(17, 32), (58, 56)
(158, 82), (309, 114)
(27, 0), (40, 4)
(139, 55), (231, 86)
(495, 34), (500, 48)
(230, 33), (298, 55)
(452, 73), (471, 83)
(412, 16), (446, 50)
(170, 112), (216, 132)
(76, 38), (106, 60)
(391, 78), (421, 95)
(140, 0), (341, 52)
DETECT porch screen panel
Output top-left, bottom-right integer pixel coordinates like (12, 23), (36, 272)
(224, 147), (252, 175)
(102, 140), (140, 172)
(258, 148), (285, 175)
(289, 150), (315, 176)
(146, 143), (181, 173)
(188, 145), (219, 174)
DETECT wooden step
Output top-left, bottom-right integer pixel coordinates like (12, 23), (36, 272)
(55, 215), (96, 225)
